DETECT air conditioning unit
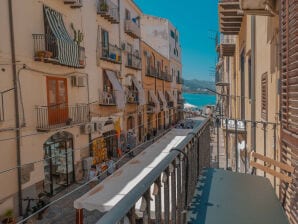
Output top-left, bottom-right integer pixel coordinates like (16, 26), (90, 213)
(94, 121), (103, 132)
(71, 76), (86, 87)
(81, 123), (95, 134)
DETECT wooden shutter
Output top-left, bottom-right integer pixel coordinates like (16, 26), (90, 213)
(280, 1), (298, 223)
(261, 73), (268, 120)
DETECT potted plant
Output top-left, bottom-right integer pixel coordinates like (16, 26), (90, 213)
(100, 2), (108, 12)
(1, 209), (16, 224)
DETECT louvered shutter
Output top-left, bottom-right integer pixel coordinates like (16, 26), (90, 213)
(280, 1), (298, 223)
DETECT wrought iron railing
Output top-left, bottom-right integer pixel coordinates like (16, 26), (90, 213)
(126, 53), (141, 70)
(162, 71), (173, 82)
(32, 34), (86, 67)
(177, 77), (184, 84)
(126, 90), (139, 104)
(36, 104), (89, 131)
(99, 90), (117, 105)
(98, 42), (122, 63)
(220, 34), (236, 45)
(97, 0), (119, 23)
(95, 118), (211, 224)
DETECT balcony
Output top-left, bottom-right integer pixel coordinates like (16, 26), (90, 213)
(98, 43), (122, 64)
(239, 0), (276, 16)
(218, 0), (243, 35)
(178, 97), (184, 104)
(36, 104), (89, 131)
(97, 0), (119, 24)
(99, 90), (117, 106)
(220, 34), (236, 56)
(177, 77), (184, 84)
(126, 90), (139, 104)
(33, 34), (85, 68)
(125, 20), (141, 39)
(161, 71), (172, 82)
(126, 53), (141, 70)
(146, 103), (155, 113)
(63, 0), (83, 8)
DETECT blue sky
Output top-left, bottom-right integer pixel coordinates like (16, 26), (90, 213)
(135, 0), (218, 81)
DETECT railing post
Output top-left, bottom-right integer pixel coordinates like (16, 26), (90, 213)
(176, 157), (182, 224)
(76, 209), (83, 224)
(154, 177), (162, 224)
(171, 161), (177, 224)
(235, 119), (238, 172)
(128, 207), (136, 224)
(163, 169), (170, 224)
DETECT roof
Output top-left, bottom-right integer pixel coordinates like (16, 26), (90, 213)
(187, 169), (290, 224)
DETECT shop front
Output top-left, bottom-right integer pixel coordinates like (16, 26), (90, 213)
(43, 132), (75, 196)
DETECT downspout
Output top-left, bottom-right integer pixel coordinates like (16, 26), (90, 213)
(251, 16), (256, 154)
(8, 0), (23, 216)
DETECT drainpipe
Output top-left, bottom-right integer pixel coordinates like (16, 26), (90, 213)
(8, 0), (23, 216)
(251, 16), (256, 153)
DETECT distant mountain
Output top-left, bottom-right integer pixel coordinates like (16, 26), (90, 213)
(183, 79), (215, 94)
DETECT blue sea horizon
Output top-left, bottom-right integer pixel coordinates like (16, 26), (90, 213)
(182, 93), (216, 109)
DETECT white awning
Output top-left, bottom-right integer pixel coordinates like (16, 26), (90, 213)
(106, 70), (125, 109)
(149, 90), (160, 113)
(158, 90), (168, 111)
(132, 77), (146, 105)
(74, 128), (192, 216)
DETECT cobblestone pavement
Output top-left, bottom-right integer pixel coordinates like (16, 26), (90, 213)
(30, 130), (170, 224)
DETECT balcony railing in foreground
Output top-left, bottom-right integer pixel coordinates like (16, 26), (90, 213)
(36, 104), (89, 131)
(75, 118), (211, 224)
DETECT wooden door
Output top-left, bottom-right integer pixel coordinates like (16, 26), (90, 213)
(47, 77), (68, 125)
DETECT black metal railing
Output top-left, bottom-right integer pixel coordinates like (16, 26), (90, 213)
(99, 90), (117, 105)
(36, 104), (89, 131)
(126, 53), (141, 70)
(126, 90), (139, 104)
(32, 34), (86, 67)
(98, 43), (122, 64)
(162, 71), (173, 82)
(97, 0), (119, 23)
(177, 77), (184, 84)
(95, 118), (211, 224)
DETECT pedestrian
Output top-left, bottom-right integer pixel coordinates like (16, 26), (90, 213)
(88, 165), (98, 189)
(107, 159), (115, 176)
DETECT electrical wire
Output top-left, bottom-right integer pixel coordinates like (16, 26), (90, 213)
(16, 123), (180, 223)
(0, 111), (181, 175)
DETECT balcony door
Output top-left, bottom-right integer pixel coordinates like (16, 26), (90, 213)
(47, 77), (68, 126)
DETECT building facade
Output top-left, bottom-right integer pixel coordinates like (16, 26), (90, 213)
(0, 0), (183, 218)
(217, 0), (297, 223)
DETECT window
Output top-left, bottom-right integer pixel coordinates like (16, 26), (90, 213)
(170, 30), (175, 39)
(261, 73), (268, 120)
(125, 9), (131, 20)
(101, 29), (109, 57)
(248, 56), (252, 100)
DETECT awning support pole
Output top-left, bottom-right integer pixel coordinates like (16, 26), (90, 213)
(76, 209), (84, 224)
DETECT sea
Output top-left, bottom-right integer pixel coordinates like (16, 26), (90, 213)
(182, 93), (216, 109)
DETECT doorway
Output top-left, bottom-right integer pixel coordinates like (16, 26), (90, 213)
(43, 132), (74, 196)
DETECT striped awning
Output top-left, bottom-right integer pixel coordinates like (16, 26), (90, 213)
(132, 77), (146, 105)
(158, 90), (168, 111)
(44, 6), (81, 67)
(149, 90), (160, 113)
(106, 70), (125, 109)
